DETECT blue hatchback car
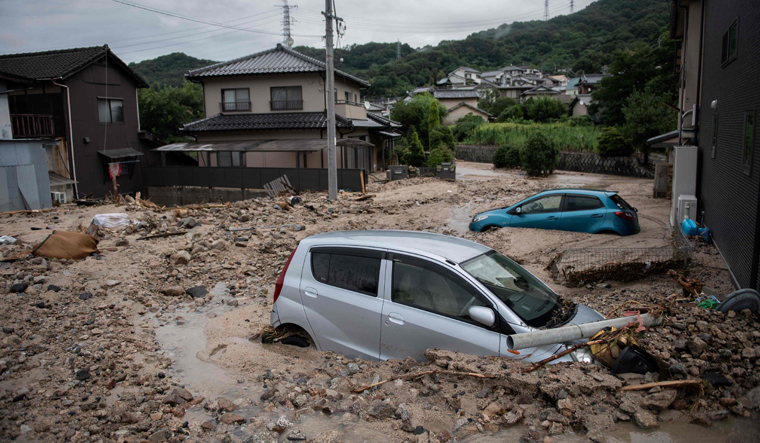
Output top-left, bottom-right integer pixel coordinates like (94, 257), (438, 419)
(469, 189), (640, 235)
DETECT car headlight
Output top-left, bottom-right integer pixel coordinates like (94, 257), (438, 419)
(472, 215), (489, 223)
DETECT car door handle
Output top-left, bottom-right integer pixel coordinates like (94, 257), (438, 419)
(591, 214), (603, 218)
(547, 216), (559, 221)
(304, 287), (318, 298)
(385, 313), (404, 326)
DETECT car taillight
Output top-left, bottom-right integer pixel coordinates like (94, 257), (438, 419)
(615, 211), (635, 222)
(273, 246), (297, 305)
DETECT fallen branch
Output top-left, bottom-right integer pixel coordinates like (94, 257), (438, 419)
(618, 380), (703, 392)
(137, 232), (186, 240)
(355, 194), (376, 201)
(606, 300), (648, 318)
(351, 369), (495, 393)
(229, 223), (295, 232)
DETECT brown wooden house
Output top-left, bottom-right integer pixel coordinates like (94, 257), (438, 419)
(0, 45), (149, 200)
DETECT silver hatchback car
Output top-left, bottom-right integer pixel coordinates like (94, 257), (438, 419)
(270, 230), (604, 363)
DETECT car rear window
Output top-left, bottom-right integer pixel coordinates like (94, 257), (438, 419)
(609, 194), (634, 210)
(311, 251), (381, 297)
(565, 195), (604, 211)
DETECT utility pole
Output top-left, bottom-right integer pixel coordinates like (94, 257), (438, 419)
(543, 0), (549, 21)
(570, 0), (574, 14)
(324, 0), (338, 200)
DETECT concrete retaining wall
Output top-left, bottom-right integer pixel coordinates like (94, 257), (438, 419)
(455, 145), (498, 163)
(146, 187), (269, 206)
(557, 152), (653, 179)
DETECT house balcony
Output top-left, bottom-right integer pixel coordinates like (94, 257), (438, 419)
(270, 100), (304, 111)
(220, 101), (252, 112)
(11, 114), (54, 139)
(335, 101), (366, 120)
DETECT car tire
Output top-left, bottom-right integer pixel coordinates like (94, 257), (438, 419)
(717, 289), (760, 313)
(280, 335), (310, 348)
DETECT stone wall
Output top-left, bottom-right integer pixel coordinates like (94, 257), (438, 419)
(455, 145), (498, 163)
(557, 152), (653, 178)
(146, 187), (268, 206)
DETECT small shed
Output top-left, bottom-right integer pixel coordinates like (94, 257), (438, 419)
(0, 139), (52, 211)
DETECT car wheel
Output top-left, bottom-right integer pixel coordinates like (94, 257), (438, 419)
(280, 335), (310, 348)
(717, 289), (760, 313)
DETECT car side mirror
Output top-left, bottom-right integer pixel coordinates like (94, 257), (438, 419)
(468, 306), (496, 328)
(509, 207), (521, 215)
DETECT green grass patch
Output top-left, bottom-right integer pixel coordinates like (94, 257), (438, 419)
(464, 122), (600, 153)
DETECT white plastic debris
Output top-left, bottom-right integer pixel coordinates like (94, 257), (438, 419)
(0, 235), (17, 245)
(91, 213), (135, 229)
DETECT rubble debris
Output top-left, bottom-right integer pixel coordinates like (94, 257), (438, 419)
(668, 269), (704, 296)
(32, 230), (98, 260)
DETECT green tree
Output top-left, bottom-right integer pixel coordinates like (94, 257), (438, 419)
(486, 97), (517, 117)
(428, 99), (440, 146)
(390, 94), (447, 149)
(621, 89), (676, 163)
(453, 114), (486, 141)
(492, 145), (521, 168)
(520, 133), (558, 176)
(430, 125), (456, 151)
(403, 131), (426, 167)
(590, 29), (677, 126)
(478, 88), (501, 113)
(137, 81), (204, 142)
(522, 97), (568, 122)
(597, 127), (633, 157)
(426, 147), (454, 167)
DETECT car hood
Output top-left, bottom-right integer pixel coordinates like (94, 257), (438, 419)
(477, 207), (508, 217)
(565, 304), (605, 325)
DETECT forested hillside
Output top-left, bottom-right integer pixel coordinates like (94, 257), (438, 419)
(129, 0), (669, 98)
(296, 0), (669, 97)
(129, 53), (216, 88)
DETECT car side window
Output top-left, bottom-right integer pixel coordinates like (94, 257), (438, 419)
(311, 251), (381, 297)
(565, 195), (603, 211)
(520, 195), (562, 215)
(391, 257), (487, 323)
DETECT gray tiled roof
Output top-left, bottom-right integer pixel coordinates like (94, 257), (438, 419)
(187, 44), (370, 87)
(183, 112), (352, 132)
(433, 89), (480, 99)
(367, 112), (401, 128)
(0, 45), (147, 86)
(579, 74), (610, 85)
(447, 102), (492, 117)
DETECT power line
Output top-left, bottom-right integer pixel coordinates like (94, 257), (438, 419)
(110, 0), (320, 38)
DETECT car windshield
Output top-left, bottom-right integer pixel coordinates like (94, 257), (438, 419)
(461, 251), (560, 327)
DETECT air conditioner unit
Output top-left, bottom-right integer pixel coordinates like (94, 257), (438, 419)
(50, 192), (67, 205)
(677, 195), (698, 224)
(670, 146), (698, 226)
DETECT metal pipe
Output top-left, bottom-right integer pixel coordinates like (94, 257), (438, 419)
(506, 314), (661, 351)
(52, 78), (78, 198)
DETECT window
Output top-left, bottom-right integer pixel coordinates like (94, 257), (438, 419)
(461, 251), (560, 327)
(519, 195), (562, 214)
(98, 98), (123, 123)
(610, 194), (634, 211)
(392, 257), (487, 322)
(721, 20), (738, 66)
(217, 152), (243, 167)
(565, 195), (603, 211)
(743, 111), (755, 175)
(271, 86), (303, 111)
(311, 250), (381, 296)
(711, 115), (718, 159)
(221, 89), (250, 112)
(344, 91), (351, 102)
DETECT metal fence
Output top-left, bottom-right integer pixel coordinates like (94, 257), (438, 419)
(548, 225), (693, 287)
(141, 166), (364, 192)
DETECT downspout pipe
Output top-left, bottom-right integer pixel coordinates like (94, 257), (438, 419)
(52, 78), (78, 198)
(506, 314), (661, 351)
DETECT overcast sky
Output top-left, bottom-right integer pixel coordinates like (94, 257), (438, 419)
(0, 0), (597, 64)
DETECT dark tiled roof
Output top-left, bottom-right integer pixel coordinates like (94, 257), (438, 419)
(433, 89), (480, 99)
(187, 44), (370, 87)
(0, 45), (147, 87)
(183, 112), (352, 132)
(447, 102), (492, 117)
(367, 112), (401, 128)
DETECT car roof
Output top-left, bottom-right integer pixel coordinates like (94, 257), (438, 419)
(537, 188), (617, 196)
(302, 230), (491, 263)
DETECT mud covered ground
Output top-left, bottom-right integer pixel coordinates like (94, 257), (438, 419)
(0, 162), (757, 443)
